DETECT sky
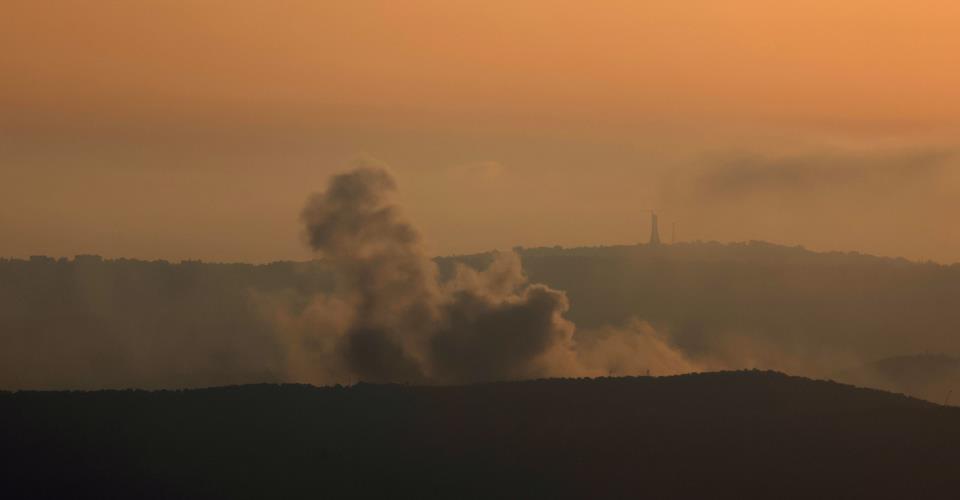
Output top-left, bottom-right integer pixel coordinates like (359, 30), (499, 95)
(3, 0), (960, 263)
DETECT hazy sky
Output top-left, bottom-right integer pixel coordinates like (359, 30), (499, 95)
(3, 0), (960, 262)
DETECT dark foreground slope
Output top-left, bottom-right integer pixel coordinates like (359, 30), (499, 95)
(3, 371), (959, 499)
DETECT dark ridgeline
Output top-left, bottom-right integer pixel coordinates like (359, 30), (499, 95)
(2, 371), (959, 499)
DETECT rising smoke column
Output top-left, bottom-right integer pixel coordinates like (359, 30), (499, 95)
(298, 164), (699, 384)
(300, 167), (439, 382)
(300, 165), (579, 383)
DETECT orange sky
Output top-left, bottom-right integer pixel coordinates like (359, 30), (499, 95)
(3, 1), (960, 262)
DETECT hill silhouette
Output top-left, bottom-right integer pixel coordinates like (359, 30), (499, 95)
(3, 371), (959, 499)
(3, 241), (960, 394)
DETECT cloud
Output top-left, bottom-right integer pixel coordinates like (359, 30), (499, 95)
(698, 148), (954, 198)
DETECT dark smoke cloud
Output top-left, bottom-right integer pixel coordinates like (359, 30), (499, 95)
(699, 149), (954, 198)
(298, 165), (589, 383)
(301, 166), (438, 382)
(431, 257), (578, 383)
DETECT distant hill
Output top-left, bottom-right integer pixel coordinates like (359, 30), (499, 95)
(514, 242), (960, 358)
(2, 371), (959, 499)
(449, 242), (960, 382)
(3, 241), (960, 390)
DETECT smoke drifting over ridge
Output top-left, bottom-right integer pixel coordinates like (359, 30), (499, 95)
(292, 165), (690, 384)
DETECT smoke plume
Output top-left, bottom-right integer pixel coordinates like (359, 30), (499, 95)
(293, 164), (692, 384)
